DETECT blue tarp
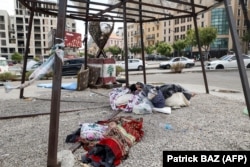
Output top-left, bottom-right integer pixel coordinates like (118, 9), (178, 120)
(37, 82), (77, 90)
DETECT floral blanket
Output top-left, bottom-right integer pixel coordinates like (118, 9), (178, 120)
(109, 87), (145, 112)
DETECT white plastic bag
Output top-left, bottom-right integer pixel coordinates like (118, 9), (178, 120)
(133, 97), (153, 115)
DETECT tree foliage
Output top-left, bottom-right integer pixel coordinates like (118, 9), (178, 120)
(156, 42), (173, 56)
(11, 52), (23, 63)
(185, 26), (217, 52)
(145, 45), (155, 54)
(105, 45), (122, 56)
(241, 31), (250, 53)
(172, 39), (187, 56)
(129, 46), (142, 55)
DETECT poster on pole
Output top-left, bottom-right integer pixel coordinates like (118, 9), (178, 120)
(64, 31), (82, 48)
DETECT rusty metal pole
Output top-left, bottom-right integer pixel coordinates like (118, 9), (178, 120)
(224, 0), (250, 119)
(193, 14), (209, 94)
(191, 0), (209, 94)
(47, 0), (67, 166)
(139, 0), (147, 84)
(123, 1), (129, 87)
(19, 3), (35, 99)
(84, 22), (88, 69)
(84, 0), (89, 69)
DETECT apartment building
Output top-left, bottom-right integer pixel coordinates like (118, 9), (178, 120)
(0, 0), (76, 61)
(126, 0), (250, 58)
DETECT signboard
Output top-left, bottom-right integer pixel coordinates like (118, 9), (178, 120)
(48, 29), (56, 48)
(64, 31), (82, 48)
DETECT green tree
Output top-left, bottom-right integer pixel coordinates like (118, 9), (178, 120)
(241, 31), (250, 53)
(78, 52), (85, 57)
(186, 26), (217, 59)
(129, 46), (142, 57)
(172, 39), (187, 57)
(185, 29), (196, 57)
(11, 52), (23, 63)
(199, 27), (217, 53)
(105, 45), (122, 58)
(155, 42), (173, 58)
(145, 45), (155, 54)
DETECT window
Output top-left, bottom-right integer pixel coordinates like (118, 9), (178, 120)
(211, 8), (229, 35)
(237, 19), (240, 26)
(0, 24), (5, 30)
(0, 16), (4, 22)
(0, 32), (6, 38)
(1, 40), (6, 46)
(174, 19), (179, 25)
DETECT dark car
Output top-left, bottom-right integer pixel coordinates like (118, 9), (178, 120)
(154, 55), (170, 61)
(146, 54), (155, 61)
(62, 58), (85, 76)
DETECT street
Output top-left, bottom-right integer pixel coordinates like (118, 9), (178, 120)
(127, 69), (250, 92)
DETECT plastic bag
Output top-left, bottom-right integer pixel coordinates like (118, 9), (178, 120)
(133, 97), (153, 115)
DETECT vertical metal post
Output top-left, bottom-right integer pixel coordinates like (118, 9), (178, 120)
(47, 0), (67, 166)
(122, 1), (129, 87)
(191, 0), (209, 94)
(19, 3), (35, 99)
(224, 0), (250, 118)
(84, 23), (88, 69)
(193, 15), (209, 94)
(139, 0), (146, 84)
(84, 0), (89, 69)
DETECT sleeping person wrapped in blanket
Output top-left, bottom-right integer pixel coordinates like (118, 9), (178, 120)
(109, 82), (196, 114)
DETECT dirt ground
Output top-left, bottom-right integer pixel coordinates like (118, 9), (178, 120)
(0, 87), (250, 167)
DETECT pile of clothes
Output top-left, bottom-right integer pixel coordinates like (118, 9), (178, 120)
(66, 116), (144, 167)
(109, 83), (195, 114)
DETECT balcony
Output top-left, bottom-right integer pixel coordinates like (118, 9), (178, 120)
(133, 31), (142, 37)
(146, 35), (155, 40)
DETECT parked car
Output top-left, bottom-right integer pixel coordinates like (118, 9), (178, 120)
(145, 54), (155, 61)
(62, 58), (85, 76)
(205, 54), (250, 70)
(154, 55), (170, 61)
(117, 59), (145, 71)
(9, 65), (22, 76)
(0, 57), (9, 73)
(159, 57), (195, 69)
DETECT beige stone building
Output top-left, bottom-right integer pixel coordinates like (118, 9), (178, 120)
(126, 0), (250, 58)
(0, 0), (77, 61)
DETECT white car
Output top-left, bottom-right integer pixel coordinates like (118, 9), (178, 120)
(159, 57), (195, 69)
(117, 59), (145, 71)
(205, 54), (250, 70)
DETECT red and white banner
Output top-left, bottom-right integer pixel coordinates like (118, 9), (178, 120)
(64, 31), (82, 48)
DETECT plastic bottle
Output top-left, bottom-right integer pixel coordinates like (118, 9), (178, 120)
(159, 123), (173, 130)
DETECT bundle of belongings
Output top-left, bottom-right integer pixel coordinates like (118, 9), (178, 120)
(109, 82), (196, 115)
(65, 116), (144, 167)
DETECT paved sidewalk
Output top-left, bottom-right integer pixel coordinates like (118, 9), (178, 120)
(0, 77), (246, 104)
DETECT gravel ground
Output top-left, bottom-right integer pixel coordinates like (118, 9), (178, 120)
(0, 88), (250, 167)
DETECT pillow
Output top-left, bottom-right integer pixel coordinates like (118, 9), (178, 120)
(115, 94), (133, 106)
(165, 92), (190, 107)
(80, 123), (108, 141)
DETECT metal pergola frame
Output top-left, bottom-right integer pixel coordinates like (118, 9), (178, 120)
(16, 1), (250, 167)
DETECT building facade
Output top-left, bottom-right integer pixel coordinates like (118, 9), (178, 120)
(126, 0), (250, 59)
(0, 0), (77, 61)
